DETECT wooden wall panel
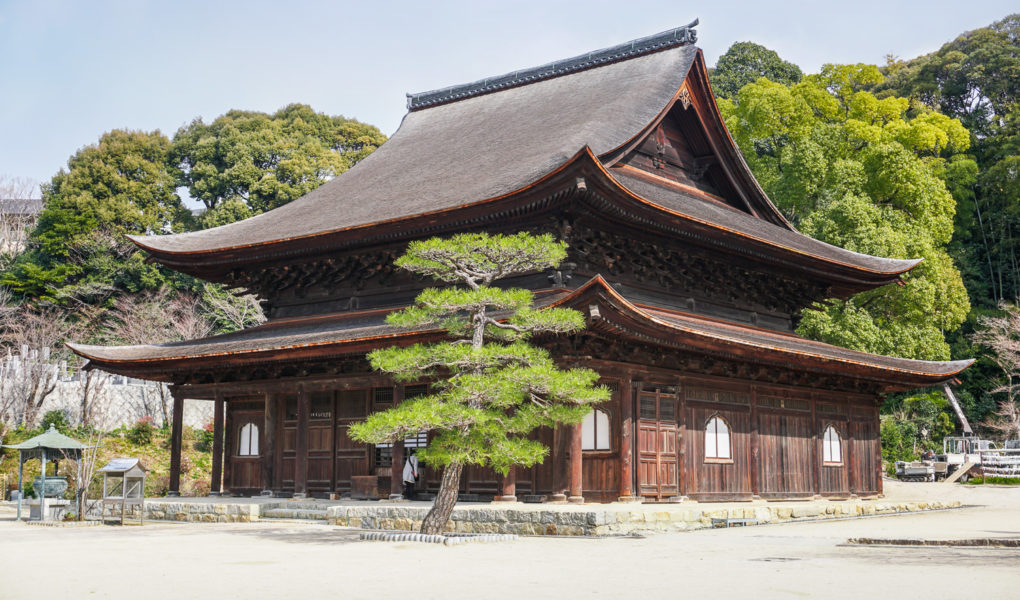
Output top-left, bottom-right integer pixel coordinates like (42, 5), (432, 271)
(757, 411), (814, 497)
(852, 411), (880, 495)
(582, 455), (619, 502)
(685, 405), (752, 500)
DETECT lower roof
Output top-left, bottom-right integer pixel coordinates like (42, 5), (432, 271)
(68, 277), (971, 390)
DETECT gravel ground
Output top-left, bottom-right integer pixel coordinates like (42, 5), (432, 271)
(0, 482), (1017, 600)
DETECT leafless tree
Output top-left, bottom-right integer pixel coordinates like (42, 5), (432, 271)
(0, 287), (21, 438)
(202, 283), (266, 332)
(62, 431), (104, 521)
(0, 175), (39, 267)
(74, 360), (113, 429)
(1, 308), (70, 428)
(971, 302), (1020, 440)
(105, 289), (214, 424)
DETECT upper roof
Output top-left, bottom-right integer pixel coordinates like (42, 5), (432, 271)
(68, 277), (971, 390)
(128, 22), (920, 287)
(131, 30), (701, 256)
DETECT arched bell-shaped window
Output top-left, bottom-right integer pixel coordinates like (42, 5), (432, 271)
(705, 416), (731, 460)
(238, 422), (260, 456)
(581, 408), (610, 451)
(823, 425), (842, 464)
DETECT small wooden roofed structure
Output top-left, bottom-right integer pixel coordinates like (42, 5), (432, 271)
(3, 425), (85, 520)
(99, 458), (147, 524)
(71, 21), (972, 503)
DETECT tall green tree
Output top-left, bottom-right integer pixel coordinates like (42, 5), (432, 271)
(710, 41), (803, 99)
(2, 130), (187, 306)
(877, 14), (1020, 306)
(172, 103), (386, 224)
(349, 233), (609, 534)
(871, 15), (1020, 432)
(718, 66), (972, 361)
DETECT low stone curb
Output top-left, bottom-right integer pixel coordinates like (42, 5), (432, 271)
(137, 498), (964, 536)
(848, 537), (1020, 548)
(360, 531), (518, 546)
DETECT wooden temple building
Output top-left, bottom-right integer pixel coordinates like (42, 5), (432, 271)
(71, 22), (972, 503)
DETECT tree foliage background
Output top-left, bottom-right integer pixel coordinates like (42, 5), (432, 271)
(712, 16), (1020, 459)
(1, 104), (384, 342)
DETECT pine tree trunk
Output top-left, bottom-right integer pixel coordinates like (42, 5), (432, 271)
(420, 462), (463, 535)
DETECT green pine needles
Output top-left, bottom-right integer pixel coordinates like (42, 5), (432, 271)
(348, 232), (609, 532)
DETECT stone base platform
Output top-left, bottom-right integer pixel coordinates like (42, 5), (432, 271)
(141, 496), (961, 535)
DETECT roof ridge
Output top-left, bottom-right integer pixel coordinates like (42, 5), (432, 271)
(406, 20), (699, 111)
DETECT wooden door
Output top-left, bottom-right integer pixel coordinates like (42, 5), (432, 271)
(307, 391), (335, 496)
(637, 391), (678, 500)
(227, 410), (263, 495)
(757, 411), (814, 497)
(335, 389), (370, 494)
(851, 409), (880, 495)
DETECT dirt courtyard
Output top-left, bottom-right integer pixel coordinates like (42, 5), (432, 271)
(1, 482), (1018, 600)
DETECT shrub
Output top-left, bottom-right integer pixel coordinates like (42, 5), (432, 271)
(126, 416), (155, 446)
(194, 421), (215, 452)
(41, 410), (71, 433)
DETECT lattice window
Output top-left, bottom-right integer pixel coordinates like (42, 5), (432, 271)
(309, 392), (332, 420)
(688, 387), (750, 405)
(639, 396), (657, 420)
(704, 416), (731, 460)
(818, 403), (847, 415)
(405, 384), (429, 399)
(659, 398), (675, 421)
(582, 409), (611, 451)
(374, 445), (393, 467)
(823, 425), (842, 464)
(238, 423), (259, 456)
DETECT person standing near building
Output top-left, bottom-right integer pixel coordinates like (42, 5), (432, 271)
(402, 450), (419, 500)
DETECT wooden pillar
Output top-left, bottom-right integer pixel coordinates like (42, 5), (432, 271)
(168, 390), (184, 497)
(847, 400), (857, 498)
(293, 389), (309, 498)
(495, 466), (517, 502)
(261, 393), (277, 496)
(618, 376), (637, 502)
(389, 385), (405, 500)
(548, 427), (568, 502)
(568, 423), (584, 503)
(210, 395), (224, 496)
(874, 405), (883, 496)
(750, 387), (760, 499)
(811, 395), (821, 498)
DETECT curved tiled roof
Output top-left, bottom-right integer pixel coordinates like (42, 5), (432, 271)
(69, 277), (971, 387)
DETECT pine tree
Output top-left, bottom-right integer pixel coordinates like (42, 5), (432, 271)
(349, 232), (609, 534)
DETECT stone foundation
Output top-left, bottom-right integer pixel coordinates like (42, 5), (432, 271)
(144, 501), (260, 523)
(139, 498), (961, 535)
(326, 500), (962, 536)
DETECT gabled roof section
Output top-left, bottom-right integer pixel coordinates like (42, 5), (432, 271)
(70, 276), (971, 390)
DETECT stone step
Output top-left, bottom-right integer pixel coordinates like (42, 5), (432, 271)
(262, 508), (329, 520)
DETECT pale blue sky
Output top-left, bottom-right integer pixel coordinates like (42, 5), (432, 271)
(1, 0), (1015, 204)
